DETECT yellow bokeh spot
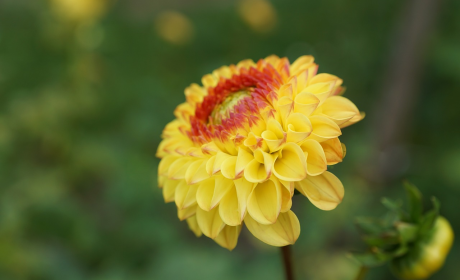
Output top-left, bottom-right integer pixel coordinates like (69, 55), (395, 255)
(50, 0), (108, 22)
(155, 11), (194, 45)
(238, 0), (278, 33)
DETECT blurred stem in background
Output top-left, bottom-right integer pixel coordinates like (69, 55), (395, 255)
(368, 0), (442, 183)
(281, 246), (295, 280)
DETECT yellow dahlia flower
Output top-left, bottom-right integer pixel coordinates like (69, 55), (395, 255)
(157, 55), (364, 250)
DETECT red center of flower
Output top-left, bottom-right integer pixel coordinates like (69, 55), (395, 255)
(187, 62), (288, 145)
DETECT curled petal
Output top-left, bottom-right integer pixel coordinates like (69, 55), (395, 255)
(286, 113), (312, 143)
(219, 187), (241, 226)
(294, 92), (320, 117)
(175, 180), (198, 209)
(320, 138), (344, 165)
(158, 155), (179, 176)
(276, 96), (293, 126)
(340, 112), (365, 128)
(214, 225), (242, 251)
(302, 82), (332, 104)
(320, 96), (360, 126)
(261, 119), (286, 153)
(211, 152), (232, 175)
(273, 143), (307, 181)
(196, 206), (225, 239)
(308, 115), (342, 142)
(168, 158), (193, 179)
(196, 175), (234, 211)
(234, 178), (255, 221)
(278, 84), (293, 99)
(185, 159), (211, 185)
(244, 149), (275, 183)
(244, 210), (300, 247)
(247, 178), (282, 225)
(309, 73), (343, 87)
(221, 156), (238, 179)
(280, 183), (292, 213)
(290, 55), (315, 76)
(163, 179), (180, 202)
(178, 205), (197, 221)
(201, 142), (220, 156)
(295, 171), (344, 210)
(236, 148), (254, 177)
(186, 215), (202, 237)
(300, 139), (327, 176)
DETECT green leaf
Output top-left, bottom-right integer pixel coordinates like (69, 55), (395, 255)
(403, 181), (423, 223)
(395, 222), (419, 244)
(362, 232), (400, 247)
(389, 244), (409, 258)
(418, 197), (440, 236)
(350, 251), (391, 267)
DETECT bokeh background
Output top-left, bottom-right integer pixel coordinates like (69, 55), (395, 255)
(0, 0), (459, 279)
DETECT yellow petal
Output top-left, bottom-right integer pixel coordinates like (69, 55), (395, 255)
(212, 152), (232, 174)
(276, 96), (293, 126)
(247, 179), (282, 224)
(277, 83), (293, 99)
(235, 147), (254, 177)
(300, 139), (327, 176)
(279, 179), (294, 196)
(234, 178), (255, 221)
(244, 149), (275, 183)
(308, 115), (342, 142)
(340, 111), (365, 128)
(202, 73), (218, 88)
(320, 96), (359, 126)
(186, 215), (202, 237)
(178, 205), (197, 221)
(302, 82), (331, 104)
(196, 206), (225, 239)
(221, 156), (238, 179)
(261, 119), (286, 153)
(280, 182), (292, 213)
(273, 143), (307, 181)
(219, 187), (241, 226)
(309, 73), (343, 87)
(175, 180), (198, 209)
(244, 159), (269, 183)
(201, 142), (220, 155)
(185, 159), (211, 185)
(214, 225), (242, 251)
(158, 175), (166, 188)
(196, 175), (234, 211)
(286, 113), (312, 143)
(158, 155), (178, 176)
(294, 92), (320, 117)
(295, 171), (344, 210)
(184, 83), (206, 106)
(168, 157), (193, 179)
(206, 155), (216, 175)
(290, 55), (315, 76)
(163, 178), (180, 202)
(320, 138), (344, 165)
(244, 210), (300, 247)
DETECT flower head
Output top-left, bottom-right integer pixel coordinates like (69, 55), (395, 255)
(157, 55), (364, 249)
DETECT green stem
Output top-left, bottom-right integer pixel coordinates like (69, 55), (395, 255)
(281, 246), (295, 280)
(355, 266), (368, 280)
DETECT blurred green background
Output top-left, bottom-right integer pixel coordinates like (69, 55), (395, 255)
(1, 0), (459, 279)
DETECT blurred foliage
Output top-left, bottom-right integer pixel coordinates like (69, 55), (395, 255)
(0, 0), (459, 279)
